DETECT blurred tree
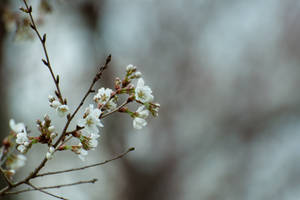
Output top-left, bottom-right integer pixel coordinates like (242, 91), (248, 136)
(0, 1), (12, 198)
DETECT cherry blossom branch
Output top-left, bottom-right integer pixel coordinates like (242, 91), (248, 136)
(27, 182), (67, 200)
(58, 135), (73, 148)
(5, 179), (97, 195)
(35, 147), (134, 178)
(54, 54), (111, 148)
(0, 3), (112, 196)
(0, 1), (158, 198)
(8, 56), (112, 192)
(22, 0), (64, 104)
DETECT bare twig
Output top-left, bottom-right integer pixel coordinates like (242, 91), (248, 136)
(58, 135), (73, 148)
(36, 147), (134, 178)
(27, 182), (67, 200)
(0, 186), (9, 194)
(22, 0), (64, 104)
(0, 168), (12, 186)
(5, 179), (97, 195)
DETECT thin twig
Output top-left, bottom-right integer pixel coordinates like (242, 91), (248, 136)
(5, 179), (97, 195)
(36, 147), (134, 178)
(0, 0), (62, 189)
(100, 100), (129, 119)
(53, 54), (111, 148)
(22, 0), (64, 104)
(58, 135), (73, 148)
(0, 168), (12, 186)
(0, 186), (9, 195)
(27, 182), (67, 200)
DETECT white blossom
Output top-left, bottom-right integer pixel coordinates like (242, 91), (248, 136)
(24, 141), (30, 147)
(105, 100), (117, 111)
(154, 103), (160, 113)
(16, 134), (28, 152)
(46, 152), (52, 160)
(135, 78), (153, 103)
(49, 100), (61, 109)
(49, 146), (55, 153)
(14, 124), (29, 153)
(48, 95), (55, 102)
(46, 146), (55, 160)
(78, 148), (88, 161)
(80, 132), (100, 151)
(134, 71), (142, 78)
(151, 103), (160, 117)
(126, 64), (136, 72)
(133, 106), (149, 130)
(93, 88), (113, 105)
(10, 155), (26, 170)
(50, 132), (57, 139)
(136, 106), (149, 118)
(48, 126), (55, 133)
(57, 104), (69, 117)
(89, 133), (99, 149)
(9, 119), (25, 133)
(133, 118), (147, 130)
(17, 145), (26, 153)
(78, 104), (103, 135)
(16, 131), (28, 145)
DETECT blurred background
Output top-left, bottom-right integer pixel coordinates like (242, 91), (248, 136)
(1, 0), (300, 199)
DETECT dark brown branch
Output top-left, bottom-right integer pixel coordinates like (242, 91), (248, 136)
(36, 147), (134, 178)
(22, 0), (64, 104)
(5, 179), (97, 195)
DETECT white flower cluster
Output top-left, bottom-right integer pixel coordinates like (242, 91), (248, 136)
(46, 146), (55, 160)
(133, 106), (149, 130)
(6, 63), (159, 166)
(48, 95), (69, 117)
(93, 88), (117, 111)
(129, 68), (159, 130)
(126, 65), (142, 79)
(10, 119), (29, 153)
(73, 133), (99, 161)
(78, 104), (103, 136)
(76, 104), (103, 160)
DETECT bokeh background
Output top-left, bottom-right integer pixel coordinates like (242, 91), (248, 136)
(1, 0), (300, 199)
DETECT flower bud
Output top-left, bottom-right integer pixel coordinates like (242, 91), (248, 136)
(134, 71), (142, 78)
(126, 64), (136, 72)
(48, 126), (55, 133)
(50, 132), (57, 139)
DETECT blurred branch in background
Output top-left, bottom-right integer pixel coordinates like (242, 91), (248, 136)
(0, 1), (12, 198)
